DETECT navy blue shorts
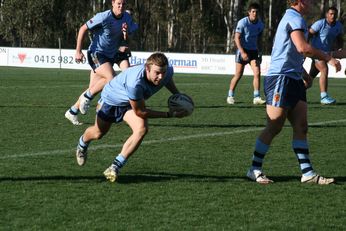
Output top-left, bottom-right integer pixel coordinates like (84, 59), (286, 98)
(87, 50), (130, 72)
(87, 51), (115, 71)
(96, 99), (132, 123)
(264, 75), (306, 108)
(235, 49), (260, 65)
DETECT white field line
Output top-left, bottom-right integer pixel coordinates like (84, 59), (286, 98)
(1, 119), (345, 159)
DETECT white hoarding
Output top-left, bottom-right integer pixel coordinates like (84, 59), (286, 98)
(0, 47), (345, 78)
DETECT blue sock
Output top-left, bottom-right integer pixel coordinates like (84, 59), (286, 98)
(292, 140), (315, 177)
(111, 154), (127, 172)
(253, 90), (260, 98)
(69, 106), (79, 115)
(228, 90), (234, 97)
(320, 92), (328, 99)
(84, 90), (94, 100)
(78, 136), (89, 150)
(250, 139), (269, 171)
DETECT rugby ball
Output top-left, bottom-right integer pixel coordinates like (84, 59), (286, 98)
(168, 93), (194, 116)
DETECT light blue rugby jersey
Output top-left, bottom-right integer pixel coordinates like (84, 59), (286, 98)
(267, 8), (307, 80)
(101, 64), (174, 106)
(310, 19), (343, 52)
(235, 17), (264, 50)
(86, 10), (138, 58)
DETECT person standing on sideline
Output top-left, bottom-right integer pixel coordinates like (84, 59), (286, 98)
(65, 0), (138, 125)
(75, 53), (191, 182)
(246, 0), (341, 185)
(226, 2), (266, 105)
(308, 6), (343, 105)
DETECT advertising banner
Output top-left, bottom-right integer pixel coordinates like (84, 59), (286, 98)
(0, 47), (345, 78)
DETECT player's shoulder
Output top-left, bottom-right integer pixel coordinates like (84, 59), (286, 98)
(97, 9), (112, 18)
(92, 10), (113, 23)
(314, 18), (325, 24)
(285, 10), (305, 26)
(125, 64), (145, 78)
(237, 17), (248, 25)
(309, 18), (323, 30)
(284, 8), (303, 21)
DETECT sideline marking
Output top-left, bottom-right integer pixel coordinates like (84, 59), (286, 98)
(1, 119), (345, 159)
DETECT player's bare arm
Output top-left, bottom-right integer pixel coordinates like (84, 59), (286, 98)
(129, 99), (167, 119)
(165, 79), (180, 95)
(75, 24), (88, 62)
(290, 30), (341, 72)
(302, 69), (313, 89)
(234, 32), (248, 61)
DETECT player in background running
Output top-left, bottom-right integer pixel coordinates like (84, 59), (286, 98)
(65, 0), (138, 125)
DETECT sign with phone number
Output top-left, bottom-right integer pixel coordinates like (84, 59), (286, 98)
(1, 47), (92, 70)
(1, 47), (345, 77)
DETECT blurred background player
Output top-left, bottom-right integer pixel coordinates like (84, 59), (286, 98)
(74, 53), (191, 182)
(308, 6), (343, 105)
(226, 2), (265, 105)
(65, 0), (138, 125)
(246, 0), (340, 185)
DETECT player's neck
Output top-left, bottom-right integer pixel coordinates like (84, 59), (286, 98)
(326, 19), (336, 26)
(248, 17), (258, 23)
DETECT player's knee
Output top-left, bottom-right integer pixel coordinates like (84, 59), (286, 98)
(266, 120), (284, 136)
(92, 129), (106, 140)
(319, 67), (328, 74)
(268, 126), (282, 136)
(233, 74), (242, 81)
(253, 71), (260, 78)
(316, 62), (328, 73)
(135, 126), (148, 138)
(105, 75), (113, 82)
(293, 123), (308, 135)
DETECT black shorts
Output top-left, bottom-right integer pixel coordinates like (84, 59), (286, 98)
(114, 51), (131, 65)
(235, 49), (260, 65)
(87, 50), (131, 71)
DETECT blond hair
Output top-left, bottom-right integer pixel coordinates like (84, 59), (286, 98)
(145, 52), (169, 69)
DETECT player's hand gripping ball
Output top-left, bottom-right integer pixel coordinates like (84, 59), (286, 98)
(168, 93), (194, 117)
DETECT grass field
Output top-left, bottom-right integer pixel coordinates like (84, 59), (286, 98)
(0, 66), (345, 230)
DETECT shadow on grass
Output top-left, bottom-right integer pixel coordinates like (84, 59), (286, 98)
(308, 102), (346, 106)
(1, 172), (345, 184)
(0, 175), (105, 183)
(117, 172), (242, 184)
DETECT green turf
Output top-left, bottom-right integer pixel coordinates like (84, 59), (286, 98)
(0, 67), (345, 230)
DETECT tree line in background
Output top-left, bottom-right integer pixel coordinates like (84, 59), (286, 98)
(0, 0), (344, 55)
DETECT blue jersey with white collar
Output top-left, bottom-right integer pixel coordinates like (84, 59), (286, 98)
(310, 19), (343, 52)
(86, 10), (138, 59)
(101, 64), (174, 106)
(235, 16), (264, 50)
(267, 8), (307, 80)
